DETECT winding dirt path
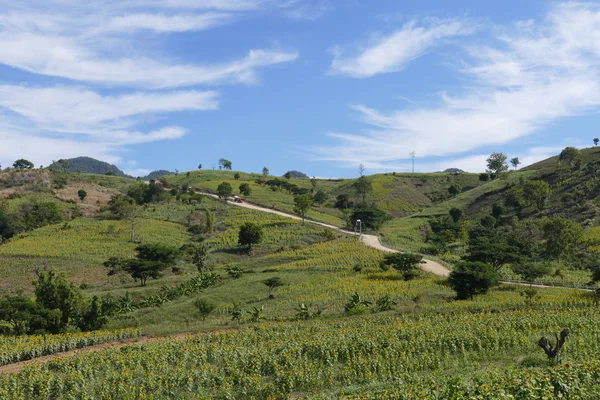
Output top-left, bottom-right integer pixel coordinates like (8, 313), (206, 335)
(203, 193), (452, 277)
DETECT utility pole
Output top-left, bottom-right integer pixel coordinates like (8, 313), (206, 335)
(409, 151), (416, 173)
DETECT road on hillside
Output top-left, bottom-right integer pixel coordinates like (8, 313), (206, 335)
(200, 193), (451, 277)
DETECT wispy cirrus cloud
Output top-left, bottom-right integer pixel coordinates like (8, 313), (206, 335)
(318, 3), (600, 172)
(330, 18), (473, 78)
(0, 0), (299, 168)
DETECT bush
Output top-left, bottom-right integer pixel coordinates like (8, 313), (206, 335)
(194, 299), (217, 321)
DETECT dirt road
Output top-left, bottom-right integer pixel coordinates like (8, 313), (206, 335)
(204, 193), (452, 277)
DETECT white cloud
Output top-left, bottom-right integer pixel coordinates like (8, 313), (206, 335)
(318, 3), (600, 170)
(330, 18), (473, 78)
(0, 2), (298, 88)
(0, 0), (299, 167)
(0, 86), (218, 134)
(103, 13), (235, 33)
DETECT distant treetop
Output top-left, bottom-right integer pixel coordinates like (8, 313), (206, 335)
(284, 170), (309, 179)
(443, 168), (465, 173)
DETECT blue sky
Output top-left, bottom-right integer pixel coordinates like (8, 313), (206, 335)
(1, 1), (599, 177)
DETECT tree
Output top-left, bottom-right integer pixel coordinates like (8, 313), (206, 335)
(448, 183), (462, 196)
(510, 157), (521, 170)
(380, 253), (423, 281)
(234, 172), (241, 180)
(449, 207), (462, 223)
(205, 208), (214, 233)
(263, 277), (284, 298)
(283, 171), (292, 180)
(262, 167), (269, 177)
(239, 183), (251, 196)
(334, 194), (352, 209)
(522, 180), (550, 211)
(558, 147), (581, 168)
(350, 207), (388, 230)
(198, 164), (202, 169)
(77, 296), (108, 331)
(0, 296), (60, 334)
(120, 244), (179, 286)
(542, 217), (583, 262)
(78, 189), (87, 201)
(188, 243), (209, 274)
(354, 176), (372, 204)
(218, 158), (232, 170)
(448, 261), (499, 300)
(217, 182), (233, 201)
(56, 159), (70, 173)
(13, 159), (34, 169)
(479, 173), (490, 182)
(595, 138), (599, 147)
(486, 152), (508, 178)
(238, 222), (263, 251)
(194, 298), (216, 321)
(465, 236), (523, 271)
(358, 164), (365, 177)
(294, 194), (313, 223)
(313, 190), (327, 206)
(34, 269), (84, 331)
(511, 262), (552, 286)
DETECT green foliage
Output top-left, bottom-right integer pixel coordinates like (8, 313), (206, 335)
(380, 253), (423, 281)
(34, 269), (84, 332)
(350, 207), (388, 230)
(262, 276), (284, 295)
(205, 207), (214, 233)
(344, 292), (372, 314)
(225, 264), (244, 279)
(12, 159), (34, 169)
(76, 296), (108, 332)
(247, 306), (265, 323)
(193, 298), (217, 321)
(217, 182), (233, 200)
(77, 189), (87, 201)
(238, 222), (263, 250)
(559, 146), (581, 167)
(542, 217), (584, 262)
(228, 303), (243, 323)
(234, 172), (241, 180)
(239, 183), (251, 196)
(448, 183), (462, 196)
(510, 157), (521, 170)
(0, 296), (60, 334)
(218, 158), (232, 170)
(294, 303), (321, 320)
(448, 261), (500, 300)
(522, 180), (550, 211)
(374, 294), (397, 312)
(334, 194), (353, 209)
(115, 243), (180, 286)
(511, 262), (552, 284)
(293, 194), (313, 222)
(353, 176), (372, 204)
(479, 172), (490, 182)
(486, 152), (509, 177)
(313, 190), (327, 205)
(187, 243), (209, 274)
(449, 207), (462, 222)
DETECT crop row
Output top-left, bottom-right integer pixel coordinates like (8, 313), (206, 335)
(1, 304), (599, 399)
(0, 328), (141, 367)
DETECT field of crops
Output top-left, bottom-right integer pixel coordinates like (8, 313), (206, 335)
(0, 328), (141, 366)
(0, 217), (190, 293)
(1, 295), (599, 399)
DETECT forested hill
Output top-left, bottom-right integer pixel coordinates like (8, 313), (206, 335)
(49, 157), (130, 178)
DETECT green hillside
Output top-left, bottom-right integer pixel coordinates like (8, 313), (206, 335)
(3, 150), (600, 398)
(163, 170), (484, 227)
